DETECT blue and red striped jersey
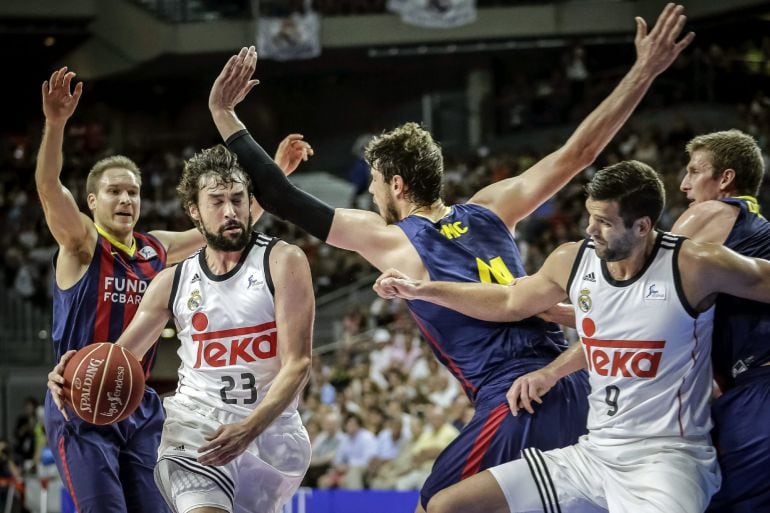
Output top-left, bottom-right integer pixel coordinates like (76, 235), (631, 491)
(51, 229), (167, 377)
(397, 203), (567, 405)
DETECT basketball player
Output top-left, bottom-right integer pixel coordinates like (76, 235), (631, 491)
(50, 145), (313, 513)
(372, 160), (770, 513)
(207, 4), (693, 509)
(671, 130), (770, 512)
(38, 68), (311, 513)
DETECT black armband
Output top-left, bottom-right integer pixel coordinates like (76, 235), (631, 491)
(226, 129), (335, 241)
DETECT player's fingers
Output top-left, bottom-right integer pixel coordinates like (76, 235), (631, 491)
(634, 17), (647, 46)
(676, 31), (695, 52)
(62, 71), (76, 94)
(667, 13), (687, 42)
(649, 3), (675, 39)
(72, 81), (84, 102)
(661, 4), (684, 38)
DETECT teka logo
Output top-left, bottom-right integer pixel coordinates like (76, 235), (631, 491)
(582, 338), (665, 378)
(580, 317), (665, 378)
(192, 320), (277, 368)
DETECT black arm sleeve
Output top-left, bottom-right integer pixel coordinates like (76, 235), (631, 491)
(226, 129), (335, 241)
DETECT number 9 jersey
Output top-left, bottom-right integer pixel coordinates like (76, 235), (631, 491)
(168, 233), (289, 415)
(567, 232), (715, 444)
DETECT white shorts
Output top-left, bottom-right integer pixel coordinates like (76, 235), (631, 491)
(154, 395), (311, 513)
(489, 435), (720, 513)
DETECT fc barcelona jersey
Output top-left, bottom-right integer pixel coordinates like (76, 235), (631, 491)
(397, 203), (567, 404)
(715, 196), (770, 381)
(51, 227), (167, 376)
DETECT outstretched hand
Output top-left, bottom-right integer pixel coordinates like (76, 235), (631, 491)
(634, 3), (695, 78)
(275, 134), (314, 175)
(47, 350), (76, 421)
(209, 46), (260, 113)
(42, 67), (83, 124)
(373, 269), (421, 300)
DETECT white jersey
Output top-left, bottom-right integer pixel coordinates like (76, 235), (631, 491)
(170, 233), (293, 416)
(567, 232), (714, 445)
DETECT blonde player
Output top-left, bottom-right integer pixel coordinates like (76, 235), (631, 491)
(374, 161), (770, 513)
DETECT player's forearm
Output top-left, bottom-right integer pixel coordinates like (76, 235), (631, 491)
(537, 302), (576, 328)
(35, 120), (67, 191)
(225, 129), (335, 240)
(546, 342), (587, 379)
(244, 355), (311, 438)
(559, 63), (654, 167)
(415, 281), (534, 322)
(210, 107), (247, 143)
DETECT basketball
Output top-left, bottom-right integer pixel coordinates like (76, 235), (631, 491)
(62, 343), (145, 425)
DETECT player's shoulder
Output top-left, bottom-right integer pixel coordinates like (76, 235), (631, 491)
(673, 200), (737, 242)
(268, 240), (309, 265)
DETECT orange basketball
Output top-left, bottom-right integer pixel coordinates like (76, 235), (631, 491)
(62, 343), (145, 425)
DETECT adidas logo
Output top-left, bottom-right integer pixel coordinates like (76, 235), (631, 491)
(191, 273), (200, 284)
(174, 445), (186, 451)
(583, 272), (596, 282)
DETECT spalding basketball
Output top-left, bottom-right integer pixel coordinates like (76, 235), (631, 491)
(62, 343), (145, 425)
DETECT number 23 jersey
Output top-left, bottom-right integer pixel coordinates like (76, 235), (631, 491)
(567, 232), (714, 444)
(168, 233), (287, 416)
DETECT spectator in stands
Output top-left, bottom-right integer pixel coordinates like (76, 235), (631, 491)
(318, 412), (378, 489)
(13, 397), (38, 470)
(303, 411), (346, 487)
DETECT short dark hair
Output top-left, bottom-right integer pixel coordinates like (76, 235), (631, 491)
(364, 122), (443, 207)
(685, 130), (764, 196)
(86, 155), (141, 196)
(176, 145), (252, 212)
(586, 160), (665, 228)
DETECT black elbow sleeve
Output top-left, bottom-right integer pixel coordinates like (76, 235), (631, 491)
(226, 130), (335, 241)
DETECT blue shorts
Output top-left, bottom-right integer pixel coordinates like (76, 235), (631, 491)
(44, 387), (171, 513)
(708, 366), (770, 513)
(420, 369), (590, 509)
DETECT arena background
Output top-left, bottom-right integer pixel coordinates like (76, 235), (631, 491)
(1, 0), (770, 511)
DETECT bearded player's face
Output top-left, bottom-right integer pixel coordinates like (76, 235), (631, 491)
(193, 174), (252, 252)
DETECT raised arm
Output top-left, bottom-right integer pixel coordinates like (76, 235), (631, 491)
(198, 243), (314, 466)
(35, 67), (94, 256)
(374, 242), (580, 321)
(209, 48), (420, 273)
(469, 3), (694, 229)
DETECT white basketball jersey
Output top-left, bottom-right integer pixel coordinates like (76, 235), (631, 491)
(567, 232), (714, 445)
(170, 233), (294, 415)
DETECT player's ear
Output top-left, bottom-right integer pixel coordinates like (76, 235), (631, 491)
(188, 202), (200, 222)
(719, 168), (736, 191)
(634, 216), (652, 237)
(86, 192), (97, 211)
(391, 175), (406, 197)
